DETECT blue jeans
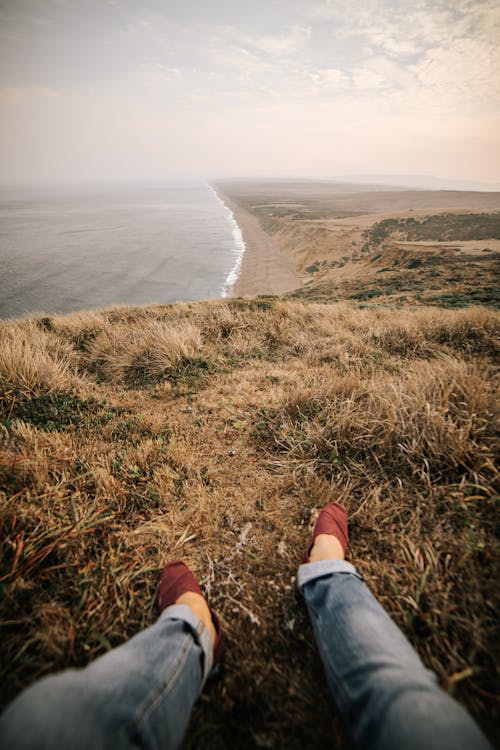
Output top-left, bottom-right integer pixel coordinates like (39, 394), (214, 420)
(0, 604), (213, 750)
(0, 563), (491, 749)
(298, 560), (491, 750)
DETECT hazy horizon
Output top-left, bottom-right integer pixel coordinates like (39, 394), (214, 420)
(2, 174), (500, 193)
(1, 0), (499, 185)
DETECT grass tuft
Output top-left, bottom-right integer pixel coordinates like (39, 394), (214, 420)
(87, 320), (203, 384)
(0, 323), (74, 413)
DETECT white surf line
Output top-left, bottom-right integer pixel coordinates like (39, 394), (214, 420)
(207, 183), (246, 298)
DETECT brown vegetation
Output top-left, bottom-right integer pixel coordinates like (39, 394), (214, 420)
(0, 299), (499, 748)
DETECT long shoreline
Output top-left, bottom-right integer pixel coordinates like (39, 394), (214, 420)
(211, 185), (301, 297)
(207, 185), (246, 298)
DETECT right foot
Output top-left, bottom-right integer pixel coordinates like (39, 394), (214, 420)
(305, 502), (348, 563)
(308, 533), (345, 562)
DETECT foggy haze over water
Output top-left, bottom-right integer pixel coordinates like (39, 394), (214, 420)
(0, 182), (243, 319)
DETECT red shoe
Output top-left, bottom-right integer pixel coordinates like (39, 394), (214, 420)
(157, 560), (224, 666)
(304, 502), (348, 562)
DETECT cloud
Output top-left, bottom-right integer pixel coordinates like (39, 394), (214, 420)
(155, 64), (181, 76)
(307, 67), (349, 92)
(300, 0), (500, 112)
(367, 32), (420, 58)
(351, 68), (385, 90)
(237, 25), (312, 58)
(413, 37), (500, 102)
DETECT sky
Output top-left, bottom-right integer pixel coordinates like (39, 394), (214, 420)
(0, 0), (499, 185)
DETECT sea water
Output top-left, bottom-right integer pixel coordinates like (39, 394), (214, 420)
(0, 182), (245, 319)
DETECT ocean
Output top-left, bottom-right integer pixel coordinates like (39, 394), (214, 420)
(0, 182), (245, 319)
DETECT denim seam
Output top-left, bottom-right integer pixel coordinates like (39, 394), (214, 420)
(159, 604), (213, 680)
(125, 629), (194, 741)
(309, 605), (354, 728)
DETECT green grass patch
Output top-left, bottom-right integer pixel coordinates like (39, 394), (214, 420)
(163, 356), (214, 386)
(2, 392), (117, 433)
(364, 213), (500, 248)
(425, 289), (500, 309)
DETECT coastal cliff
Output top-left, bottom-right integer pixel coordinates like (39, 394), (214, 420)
(216, 181), (500, 309)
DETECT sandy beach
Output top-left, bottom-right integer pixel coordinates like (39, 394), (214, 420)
(215, 188), (301, 297)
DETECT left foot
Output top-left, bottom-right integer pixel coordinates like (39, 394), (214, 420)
(175, 591), (216, 645)
(157, 560), (223, 664)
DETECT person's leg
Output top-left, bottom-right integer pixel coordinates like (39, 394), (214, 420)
(298, 508), (492, 750)
(0, 564), (220, 750)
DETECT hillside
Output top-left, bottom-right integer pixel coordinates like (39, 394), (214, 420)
(0, 299), (498, 748)
(216, 181), (500, 309)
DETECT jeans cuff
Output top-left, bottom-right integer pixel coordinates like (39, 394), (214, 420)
(158, 603), (214, 682)
(297, 559), (363, 591)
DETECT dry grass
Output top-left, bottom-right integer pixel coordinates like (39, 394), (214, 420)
(0, 298), (499, 748)
(0, 322), (75, 412)
(262, 358), (496, 483)
(87, 320), (203, 383)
